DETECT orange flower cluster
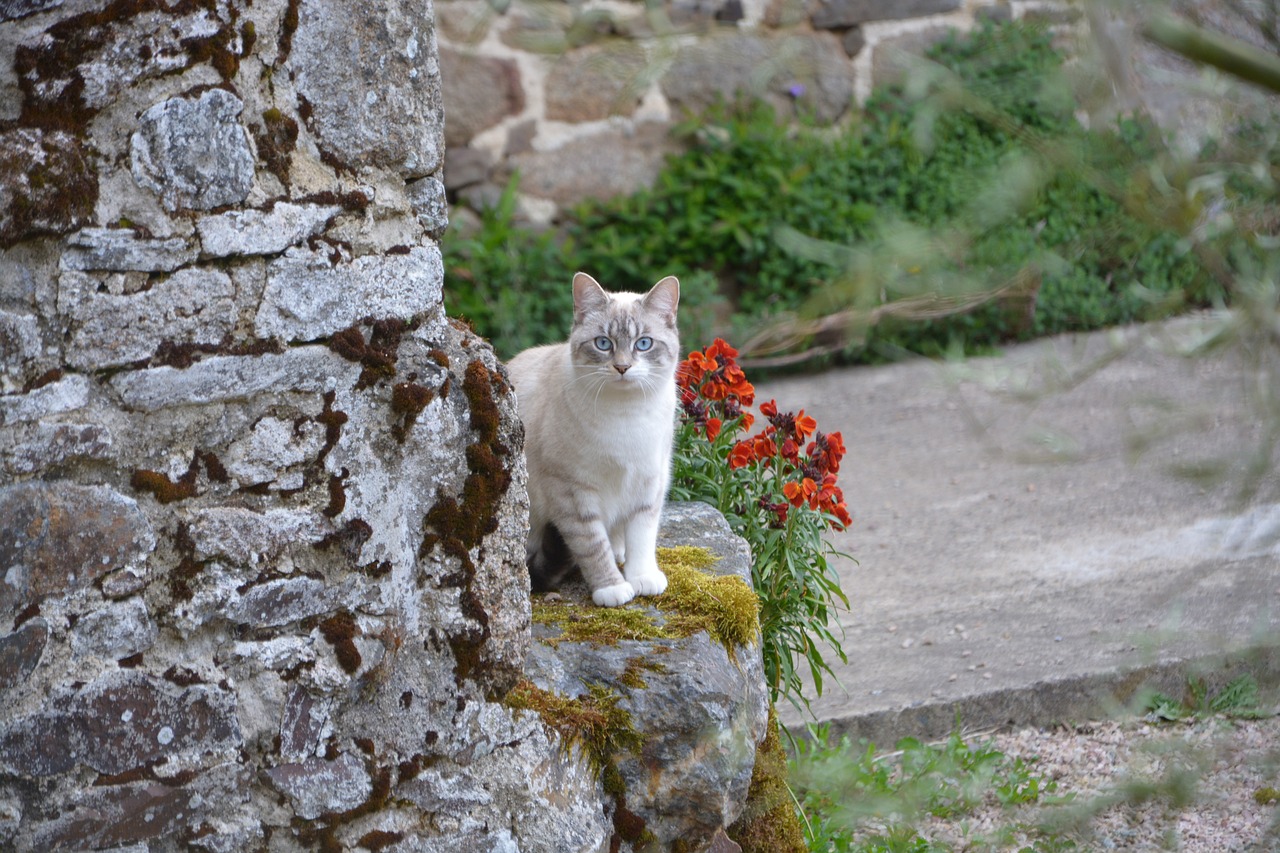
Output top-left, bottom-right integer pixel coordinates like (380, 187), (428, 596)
(676, 340), (852, 531)
(677, 338), (755, 440)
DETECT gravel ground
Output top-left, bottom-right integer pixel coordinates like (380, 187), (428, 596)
(919, 716), (1280, 851)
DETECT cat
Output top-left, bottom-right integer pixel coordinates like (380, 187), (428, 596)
(507, 272), (680, 607)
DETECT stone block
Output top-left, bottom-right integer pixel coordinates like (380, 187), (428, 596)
(0, 618), (49, 690)
(505, 124), (679, 207)
(0, 482), (154, 622)
(264, 752), (372, 819)
(70, 598), (157, 661)
(871, 25), (955, 90)
(63, 267), (236, 369)
(61, 228), (197, 272)
(196, 202), (341, 258)
(109, 346), (360, 412)
(439, 47), (524, 148)
(0, 0), (63, 21)
(0, 129), (96, 248)
(290, 0), (445, 175)
(130, 89), (255, 212)
(544, 43), (648, 123)
(188, 506), (331, 564)
(811, 0), (960, 28)
(278, 686), (329, 761)
(5, 422), (113, 475)
(660, 32), (855, 125)
(407, 175), (450, 237)
(223, 415), (328, 489)
(254, 245), (443, 342)
(0, 373), (91, 426)
(24, 764), (250, 851)
(0, 309), (41, 380)
(443, 146), (494, 191)
(0, 672), (241, 777)
(227, 577), (333, 628)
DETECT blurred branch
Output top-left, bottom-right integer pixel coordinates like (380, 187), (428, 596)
(1143, 12), (1280, 94)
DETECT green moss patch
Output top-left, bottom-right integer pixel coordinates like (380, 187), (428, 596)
(505, 679), (641, 773)
(727, 708), (807, 853)
(531, 547), (760, 656)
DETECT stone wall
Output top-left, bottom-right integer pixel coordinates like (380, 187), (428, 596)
(0, 2), (765, 851)
(435, 0), (1078, 222)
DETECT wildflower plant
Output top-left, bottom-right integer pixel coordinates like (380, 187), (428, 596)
(670, 338), (851, 713)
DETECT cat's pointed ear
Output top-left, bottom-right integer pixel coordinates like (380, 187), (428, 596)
(644, 276), (680, 327)
(572, 272), (608, 323)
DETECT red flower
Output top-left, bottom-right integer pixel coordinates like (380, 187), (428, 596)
(783, 477), (817, 508)
(729, 441), (756, 469)
(760, 399), (778, 419)
(705, 417), (722, 441)
(794, 410), (817, 442)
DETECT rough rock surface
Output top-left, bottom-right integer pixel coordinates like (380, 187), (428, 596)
(0, 2), (766, 850)
(439, 47), (525, 147)
(524, 502), (770, 852)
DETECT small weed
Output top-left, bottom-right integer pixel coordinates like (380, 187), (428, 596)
(1143, 674), (1270, 722)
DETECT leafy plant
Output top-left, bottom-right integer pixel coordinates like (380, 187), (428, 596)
(1143, 674), (1271, 722)
(790, 723), (1064, 853)
(669, 338), (850, 712)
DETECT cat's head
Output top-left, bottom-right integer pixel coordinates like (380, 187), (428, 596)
(568, 272), (680, 391)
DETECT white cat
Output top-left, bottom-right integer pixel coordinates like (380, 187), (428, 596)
(507, 272), (680, 607)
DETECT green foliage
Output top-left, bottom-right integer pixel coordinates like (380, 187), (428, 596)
(1143, 674), (1270, 722)
(443, 20), (1212, 364)
(791, 723), (1066, 853)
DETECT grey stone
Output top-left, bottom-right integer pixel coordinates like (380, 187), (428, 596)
(196, 203), (341, 258)
(505, 124), (680, 206)
(130, 89), (256, 212)
(407, 176), (450, 236)
(278, 687), (329, 761)
(188, 507), (331, 564)
(0, 482), (154, 621)
(843, 25), (867, 57)
(0, 672), (241, 777)
(100, 568), (148, 601)
(255, 245), (443, 342)
(0, 309), (40, 379)
(61, 228), (197, 272)
(0, 618), (49, 690)
(443, 146), (494, 191)
(439, 47), (524, 148)
(25, 764), (249, 852)
(871, 25), (954, 89)
(223, 416), (328, 488)
(544, 43), (648, 123)
(5, 422), (113, 475)
(63, 267), (236, 369)
(522, 502), (768, 851)
(0, 373), (91, 426)
(0, 129), (96, 249)
(227, 577), (333, 627)
(661, 32), (855, 125)
(264, 752), (372, 819)
(71, 598), (157, 661)
(0, 0), (62, 21)
(109, 346), (361, 411)
(811, 0), (960, 28)
(290, 0), (445, 175)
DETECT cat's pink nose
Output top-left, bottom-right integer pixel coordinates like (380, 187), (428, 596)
(614, 364), (630, 375)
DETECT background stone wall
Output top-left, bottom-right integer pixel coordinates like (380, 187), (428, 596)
(435, 0), (1078, 222)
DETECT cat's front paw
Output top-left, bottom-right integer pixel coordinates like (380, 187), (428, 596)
(627, 565), (668, 597)
(592, 581), (636, 608)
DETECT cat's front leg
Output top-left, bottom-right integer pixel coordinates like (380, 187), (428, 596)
(559, 499), (634, 607)
(622, 502), (667, 597)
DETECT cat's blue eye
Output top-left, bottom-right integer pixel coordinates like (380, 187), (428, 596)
(594, 336), (613, 352)
(635, 337), (653, 352)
